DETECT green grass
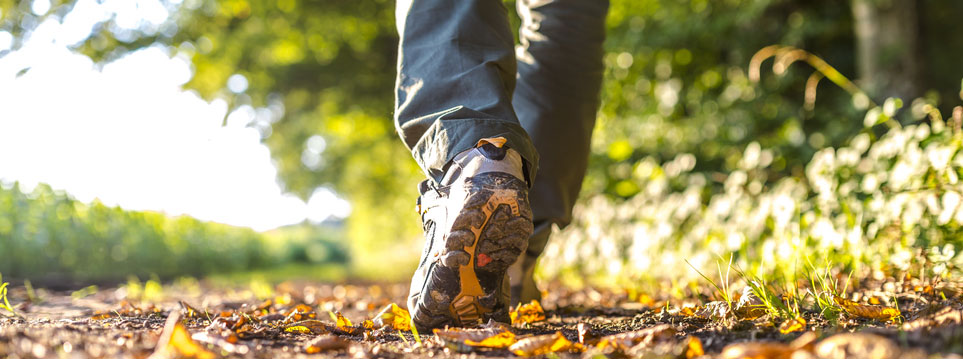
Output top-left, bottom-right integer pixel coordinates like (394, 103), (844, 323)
(685, 255), (735, 312)
(204, 263), (350, 287)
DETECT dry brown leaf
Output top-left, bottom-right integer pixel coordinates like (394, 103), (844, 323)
(149, 313), (216, 359)
(733, 288), (767, 319)
(434, 325), (511, 345)
(686, 336), (705, 358)
(834, 296), (900, 321)
(304, 335), (352, 354)
(510, 331), (578, 357)
(371, 303), (412, 331)
(696, 301), (730, 320)
(510, 300), (546, 325)
(284, 304), (316, 322)
(721, 342), (794, 359)
(902, 307), (963, 331)
(778, 316), (806, 334)
(596, 324), (677, 350)
(283, 319), (330, 335)
(814, 333), (900, 359)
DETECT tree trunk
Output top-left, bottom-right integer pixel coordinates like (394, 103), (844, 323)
(851, 0), (922, 101)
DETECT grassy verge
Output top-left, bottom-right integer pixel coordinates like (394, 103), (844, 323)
(0, 183), (348, 284)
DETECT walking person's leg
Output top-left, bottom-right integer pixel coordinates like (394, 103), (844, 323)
(395, 0), (538, 330)
(395, 0), (537, 183)
(510, 0), (610, 303)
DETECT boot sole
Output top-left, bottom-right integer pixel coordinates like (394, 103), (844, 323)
(415, 173), (533, 328)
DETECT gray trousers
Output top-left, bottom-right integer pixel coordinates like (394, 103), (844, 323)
(394, 0), (608, 271)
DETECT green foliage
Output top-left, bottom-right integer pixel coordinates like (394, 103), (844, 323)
(0, 182), (347, 282)
(541, 91), (963, 287)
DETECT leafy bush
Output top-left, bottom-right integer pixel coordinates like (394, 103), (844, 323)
(541, 84), (963, 287)
(0, 183), (346, 282)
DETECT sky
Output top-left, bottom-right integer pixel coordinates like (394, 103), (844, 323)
(0, 0), (350, 231)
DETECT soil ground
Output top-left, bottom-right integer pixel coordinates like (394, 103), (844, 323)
(1, 279), (962, 358)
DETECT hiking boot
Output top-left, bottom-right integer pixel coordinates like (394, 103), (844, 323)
(407, 138), (534, 331)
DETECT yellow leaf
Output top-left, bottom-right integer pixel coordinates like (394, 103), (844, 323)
(679, 306), (697, 317)
(464, 331), (517, 349)
(510, 300), (546, 325)
(90, 312), (117, 321)
(834, 296), (901, 321)
(331, 311), (358, 334)
(638, 294), (655, 307)
(510, 331), (577, 357)
(779, 316), (806, 334)
(434, 324), (513, 348)
(283, 320), (328, 334)
(372, 303), (412, 331)
(149, 314), (215, 359)
(169, 324), (215, 359)
(285, 326), (311, 334)
(686, 336), (705, 358)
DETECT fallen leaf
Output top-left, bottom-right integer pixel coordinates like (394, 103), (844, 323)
(834, 296), (900, 321)
(696, 301), (730, 320)
(733, 287), (767, 319)
(720, 341), (794, 359)
(149, 313), (215, 359)
(434, 324), (513, 349)
(283, 320), (328, 334)
(686, 336), (705, 358)
(90, 312), (117, 321)
(814, 333), (900, 359)
(902, 307), (963, 331)
(778, 316), (806, 334)
(510, 300), (546, 325)
(335, 311), (352, 327)
(465, 331), (517, 349)
(679, 305), (698, 317)
(332, 311), (358, 334)
(371, 303), (412, 331)
(305, 335), (352, 354)
(284, 304), (316, 322)
(510, 331), (577, 357)
(284, 326), (312, 334)
(596, 324), (677, 350)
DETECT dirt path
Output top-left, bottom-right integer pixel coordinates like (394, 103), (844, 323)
(1, 280), (961, 358)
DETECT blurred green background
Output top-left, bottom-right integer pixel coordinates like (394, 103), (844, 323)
(1, 0), (962, 286)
